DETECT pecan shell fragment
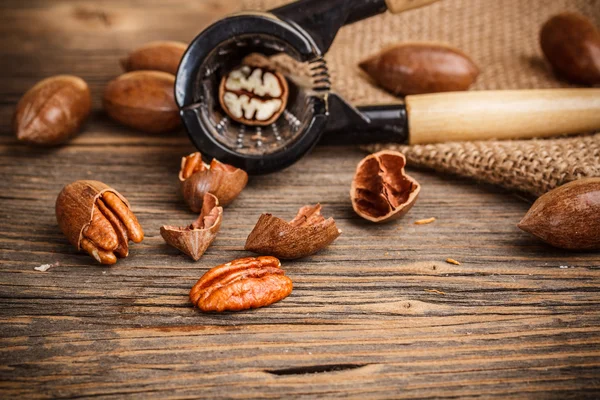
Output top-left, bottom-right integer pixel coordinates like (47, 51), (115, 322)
(245, 204), (341, 259)
(351, 151), (421, 223)
(55, 180), (144, 264)
(160, 193), (223, 261)
(189, 256), (293, 312)
(179, 152), (248, 212)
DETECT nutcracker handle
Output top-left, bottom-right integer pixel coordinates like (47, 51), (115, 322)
(406, 89), (600, 144)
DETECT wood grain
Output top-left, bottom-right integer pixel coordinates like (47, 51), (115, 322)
(1, 0), (599, 398)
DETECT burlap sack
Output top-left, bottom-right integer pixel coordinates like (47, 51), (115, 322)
(241, 0), (600, 196)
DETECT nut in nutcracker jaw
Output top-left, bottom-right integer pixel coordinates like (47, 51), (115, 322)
(175, 0), (395, 175)
(175, 12), (332, 175)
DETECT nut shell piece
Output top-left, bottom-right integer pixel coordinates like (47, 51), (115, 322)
(189, 256), (293, 312)
(55, 180), (131, 251)
(13, 75), (91, 146)
(120, 40), (187, 75)
(359, 42), (479, 96)
(245, 204), (341, 259)
(103, 71), (180, 133)
(351, 150), (421, 223)
(518, 178), (600, 250)
(179, 153), (248, 212)
(160, 193), (223, 261)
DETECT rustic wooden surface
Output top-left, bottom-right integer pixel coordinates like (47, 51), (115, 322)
(1, 1), (599, 398)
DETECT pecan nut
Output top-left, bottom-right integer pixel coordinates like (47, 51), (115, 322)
(179, 152), (248, 212)
(13, 75), (91, 146)
(518, 178), (600, 250)
(55, 180), (144, 264)
(160, 193), (223, 261)
(245, 204), (341, 259)
(359, 42), (479, 96)
(351, 150), (421, 223)
(103, 71), (180, 134)
(120, 40), (188, 75)
(218, 60), (289, 126)
(189, 256), (293, 312)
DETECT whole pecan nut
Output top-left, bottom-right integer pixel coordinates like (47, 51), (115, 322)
(55, 180), (144, 264)
(189, 256), (293, 312)
(245, 204), (341, 259)
(120, 40), (188, 75)
(359, 42), (479, 96)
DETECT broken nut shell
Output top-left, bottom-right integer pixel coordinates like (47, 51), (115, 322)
(103, 71), (180, 133)
(245, 204), (341, 259)
(518, 178), (600, 250)
(218, 62), (288, 126)
(351, 150), (421, 223)
(179, 152), (248, 212)
(13, 75), (91, 146)
(55, 180), (144, 264)
(120, 40), (187, 75)
(160, 193), (223, 261)
(189, 256), (293, 312)
(359, 42), (479, 96)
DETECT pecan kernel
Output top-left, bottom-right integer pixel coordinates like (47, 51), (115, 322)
(189, 256), (293, 312)
(218, 63), (288, 126)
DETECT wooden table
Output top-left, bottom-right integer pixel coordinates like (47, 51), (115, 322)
(1, 1), (599, 398)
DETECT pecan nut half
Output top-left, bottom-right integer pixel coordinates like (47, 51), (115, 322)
(160, 193), (223, 261)
(55, 180), (144, 264)
(189, 256), (293, 312)
(218, 61), (288, 126)
(245, 204), (341, 259)
(351, 151), (421, 223)
(179, 152), (248, 212)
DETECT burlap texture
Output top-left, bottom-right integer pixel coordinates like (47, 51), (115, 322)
(242, 0), (600, 195)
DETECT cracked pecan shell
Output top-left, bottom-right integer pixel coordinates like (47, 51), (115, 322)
(245, 204), (341, 259)
(189, 256), (293, 312)
(55, 180), (144, 264)
(351, 150), (420, 223)
(179, 152), (248, 212)
(160, 193), (223, 261)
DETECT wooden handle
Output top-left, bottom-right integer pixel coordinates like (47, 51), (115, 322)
(406, 89), (600, 145)
(385, 0), (440, 13)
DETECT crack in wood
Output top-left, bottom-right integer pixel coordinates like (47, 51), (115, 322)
(265, 363), (369, 376)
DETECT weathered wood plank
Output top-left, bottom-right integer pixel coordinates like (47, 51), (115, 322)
(0, 0), (599, 398)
